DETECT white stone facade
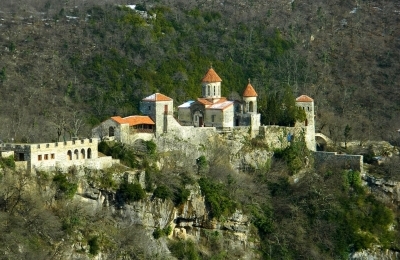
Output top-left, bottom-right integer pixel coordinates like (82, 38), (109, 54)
(0, 138), (119, 173)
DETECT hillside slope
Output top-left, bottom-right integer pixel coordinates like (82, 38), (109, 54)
(0, 0), (399, 142)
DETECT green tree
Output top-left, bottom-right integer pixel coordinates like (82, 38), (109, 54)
(117, 181), (146, 203)
(344, 124), (352, 149)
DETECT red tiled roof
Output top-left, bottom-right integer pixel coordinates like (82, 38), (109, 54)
(208, 101), (234, 110)
(243, 82), (258, 97)
(296, 95), (314, 102)
(196, 97), (227, 105)
(111, 116), (155, 126)
(142, 93), (172, 102)
(201, 68), (222, 83)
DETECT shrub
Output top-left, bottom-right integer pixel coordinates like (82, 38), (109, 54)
(53, 173), (78, 199)
(198, 177), (237, 219)
(168, 240), (200, 260)
(153, 225), (172, 239)
(196, 155), (207, 174)
(0, 155), (15, 169)
(252, 204), (274, 235)
(117, 181), (146, 203)
(88, 236), (100, 255)
(173, 187), (190, 205)
(153, 185), (172, 200)
(99, 171), (117, 190)
(145, 140), (157, 155)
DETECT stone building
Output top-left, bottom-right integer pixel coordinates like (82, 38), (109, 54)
(93, 93), (182, 142)
(139, 93), (176, 135)
(0, 138), (118, 173)
(177, 68), (260, 129)
(295, 95), (316, 151)
(234, 80), (261, 128)
(92, 115), (155, 143)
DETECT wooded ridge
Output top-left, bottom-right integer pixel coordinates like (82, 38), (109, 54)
(0, 0), (399, 143)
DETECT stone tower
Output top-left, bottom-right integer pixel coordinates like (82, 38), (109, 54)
(140, 93), (174, 136)
(295, 95), (316, 151)
(242, 79), (258, 114)
(201, 67), (222, 99)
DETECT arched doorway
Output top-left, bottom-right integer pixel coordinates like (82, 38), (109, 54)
(193, 111), (204, 127)
(109, 126), (115, 137)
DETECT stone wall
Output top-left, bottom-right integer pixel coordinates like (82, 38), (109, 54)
(0, 138), (118, 173)
(314, 151), (363, 172)
(92, 119), (122, 141)
(259, 125), (299, 150)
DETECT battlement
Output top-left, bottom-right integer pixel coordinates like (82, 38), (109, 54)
(33, 138), (98, 150)
(0, 138), (98, 152)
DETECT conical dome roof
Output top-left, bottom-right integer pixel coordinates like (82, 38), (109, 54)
(296, 95), (313, 102)
(201, 68), (222, 83)
(243, 80), (258, 97)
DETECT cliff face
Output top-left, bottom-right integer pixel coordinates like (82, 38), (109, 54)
(346, 174), (400, 260)
(75, 176), (259, 259)
(363, 174), (400, 205)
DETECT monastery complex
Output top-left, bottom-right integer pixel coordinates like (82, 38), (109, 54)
(0, 67), (328, 174)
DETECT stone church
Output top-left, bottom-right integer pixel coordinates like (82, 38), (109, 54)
(177, 67), (261, 129)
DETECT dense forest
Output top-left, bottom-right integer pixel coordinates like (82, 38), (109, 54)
(0, 0), (399, 143)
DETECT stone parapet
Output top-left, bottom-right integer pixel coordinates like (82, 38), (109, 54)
(314, 151), (363, 172)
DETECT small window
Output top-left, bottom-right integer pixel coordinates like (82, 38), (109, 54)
(109, 126), (115, 137)
(212, 115), (216, 122)
(38, 155), (42, 161)
(44, 154), (48, 160)
(51, 154), (55, 159)
(148, 106), (151, 111)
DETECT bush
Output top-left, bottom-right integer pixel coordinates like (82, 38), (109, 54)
(153, 185), (172, 200)
(153, 225), (172, 239)
(0, 155), (15, 169)
(88, 236), (100, 255)
(196, 155), (207, 174)
(53, 173), (78, 199)
(145, 140), (157, 155)
(168, 240), (200, 260)
(198, 177), (237, 219)
(117, 181), (146, 203)
(173, 187), (190, 205)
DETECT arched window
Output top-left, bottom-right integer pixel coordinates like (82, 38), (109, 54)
(81, 148), (86, 159)
(305, 119), (308, 126)
(213, 85), (216, 96)
(67, 150), (72, 160)
(74, 149), (79, 159)
(207, 85), (210, 96)
(109, 126), (115, 137)
(235, 104), (241, 113)
(249, 101), (254, 112)
(87, 148), (92, 159)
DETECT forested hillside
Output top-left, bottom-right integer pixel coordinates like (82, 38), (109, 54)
(0, 0), (399, 143)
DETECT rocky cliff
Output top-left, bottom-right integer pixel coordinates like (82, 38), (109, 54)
(75, 170), (259, 259)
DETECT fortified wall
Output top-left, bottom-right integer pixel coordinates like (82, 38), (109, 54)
(314, 151), (364, 173)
